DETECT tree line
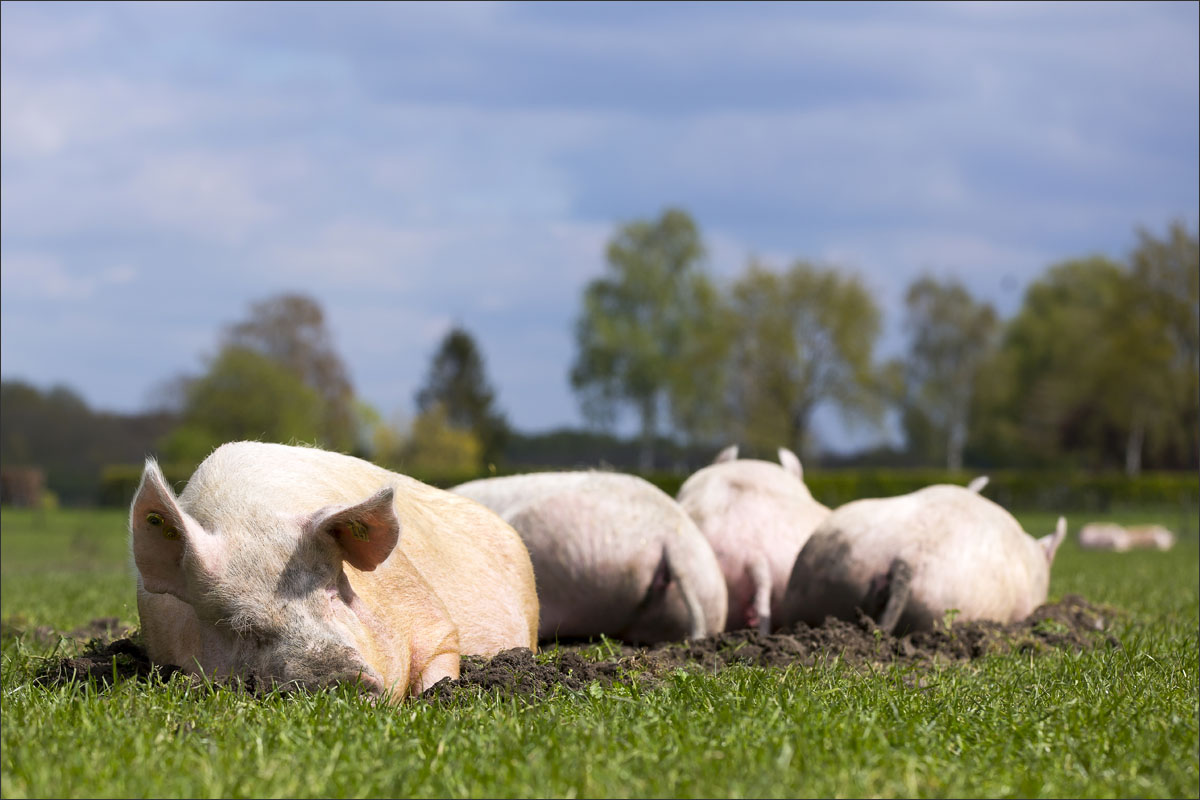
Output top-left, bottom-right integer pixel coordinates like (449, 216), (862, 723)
(571, 210), (1198, 476)
(1, 213), (1195, 504)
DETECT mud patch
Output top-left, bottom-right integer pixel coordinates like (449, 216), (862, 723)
(424, 647), (629, 702)
(33, 634), (176, 689)
(424, 594), (1122, 700)
(13, 595), (1122, 701)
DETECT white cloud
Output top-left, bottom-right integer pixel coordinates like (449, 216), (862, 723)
(1, 252), (138, 301)
(0, 0), (1194, 450)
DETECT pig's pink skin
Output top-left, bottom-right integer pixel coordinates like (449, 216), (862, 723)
(131, 442), (538, 699)
(452, 471), (727, 644)
(779, 484), (1067, 633)
(676, 446), (830, 633)
(1078, 522), (1175, 551)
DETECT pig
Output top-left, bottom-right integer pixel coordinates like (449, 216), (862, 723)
(778, 483), (1067, 634)
(130, 441), (539, 700)
(450, 471), (727, 644)
(1078, 522), (1176, 552)
(675, 445), (831, 634)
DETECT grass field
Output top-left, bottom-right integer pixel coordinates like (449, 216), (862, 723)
(2, 505), (1197, 798)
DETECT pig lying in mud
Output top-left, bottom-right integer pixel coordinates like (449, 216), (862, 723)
(130, 442), (539, 699)
(1078, 522), (1176, 552)
(676, 445), (830, 634)
(451, 472), (727, 644)
(779, 484), (1067, 634)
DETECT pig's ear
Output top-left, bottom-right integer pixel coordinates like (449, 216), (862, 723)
(714, 445), (739, 464)
(778, 448), (803, 480)
(967, 475), (989, 493)
(315, 487), (400, 571)
(1039, 517), (1067, 564)
(130, 459), (219, 599)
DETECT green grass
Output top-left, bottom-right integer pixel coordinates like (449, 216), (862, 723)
(2, 506), (1197, 798)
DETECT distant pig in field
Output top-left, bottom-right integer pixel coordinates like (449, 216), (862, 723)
(676, 445), (831, 633)
(130, 442), (539, 699)
(451, 471), (727, 644)
(778, 484), (1067, 634)
(1078, 522), (1176, 552)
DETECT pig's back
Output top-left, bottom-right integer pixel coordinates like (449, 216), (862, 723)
(791, 485), (1043, 626)
(182, 442), (539, 654)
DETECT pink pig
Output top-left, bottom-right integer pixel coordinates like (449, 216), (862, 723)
(779, 484), (1067, 633)
(452, 471), (727, 644)
(676, 445), (831, 633)
(130, 441), (539, 699)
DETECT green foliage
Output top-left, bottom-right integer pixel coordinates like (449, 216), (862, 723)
(225, 293), (358, 452)
(631, 468), (1198, 514)
(395, 403), (484, 474)
(96, 463), (194, 508)
(159, 346), (325, 467)
(415, 326), (510, 468)
(571, 207), (725, 469)
(0, 380), (176, 505)
(727, 260), (883, 458)
(801, 469), (1199, 513)
(898, 276), (998, 470)
(2, 507), (1196, 798)
(973, 222), (1199, 474)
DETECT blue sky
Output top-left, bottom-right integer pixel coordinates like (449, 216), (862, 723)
(2, 1), (1197, 452)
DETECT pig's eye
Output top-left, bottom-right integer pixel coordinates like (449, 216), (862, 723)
(146, 513), (164, 526)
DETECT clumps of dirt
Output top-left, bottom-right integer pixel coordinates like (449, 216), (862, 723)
(11, 595), (1122, 701)
(32, 633), (174, 689)
(424, 647), (628, 702)
(423, 594), (1122, 700)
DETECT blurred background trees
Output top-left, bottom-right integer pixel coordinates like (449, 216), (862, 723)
(224, 294), (358, 452)
(158, 347), (325, 466)
(726, 260), (883, 461)
(414, 326), (510, 470)
(152, 292), (352, 469)
(570, 208), (723, 470)
(969, 222), (1198, 475)
(2, 216), (1195, 504)
(897, 276), (998, 471)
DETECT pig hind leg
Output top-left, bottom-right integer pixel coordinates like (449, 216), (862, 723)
(747, 554), (773, 634)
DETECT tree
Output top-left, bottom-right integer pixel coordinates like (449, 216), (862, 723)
(160, 346), (325, 466)
(973, 257), (1124, 468)
(225, 294), (357, 451)
(1126, 220), (1199, 470)
(726, 260), (883, 458)
(570, 208), (724, 470)
(970, 254), (1182, 474)
(899, 276), (998, 470)
(1, 380), (176, 505)
(414, 326), (509, 468)
(400, 403), (483, 474)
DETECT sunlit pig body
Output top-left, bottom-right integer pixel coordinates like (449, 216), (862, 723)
(451, 471), (727, 644)
(779, 484), (1067, 634)
(1079, 522), (1176, 552)
(130, 442), (538, 699)
(676, 446), (831, 633)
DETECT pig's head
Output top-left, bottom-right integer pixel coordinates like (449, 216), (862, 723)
(130, 458), (404, 697)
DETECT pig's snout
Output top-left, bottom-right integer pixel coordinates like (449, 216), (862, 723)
(266, 640), (386, 697)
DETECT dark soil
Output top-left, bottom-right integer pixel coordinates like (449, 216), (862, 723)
(424, 593), (1121, 701)
(11, 594), (1121, 702)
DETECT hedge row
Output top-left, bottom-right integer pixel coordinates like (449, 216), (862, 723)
(638, 468), (1198, 512)
(98, 461), (1197, 512)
